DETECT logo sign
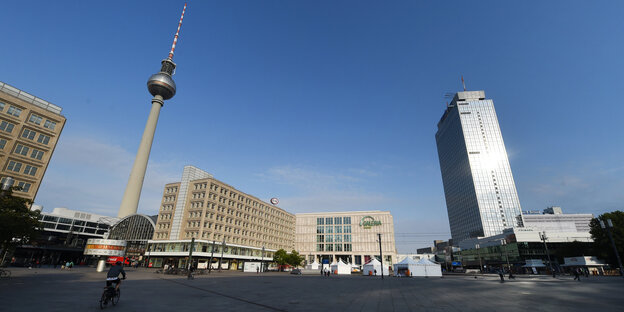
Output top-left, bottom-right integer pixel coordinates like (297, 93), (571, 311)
(84, 239), (127, 256)
(359, 216), (382, 229)
(270, 198), (279, 205)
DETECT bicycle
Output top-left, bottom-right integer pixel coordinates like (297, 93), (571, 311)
(99, 284), (121, 309)
(0, 268), (11, 278)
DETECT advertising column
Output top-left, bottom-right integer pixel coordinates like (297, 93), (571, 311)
(84, 239), (127, 272)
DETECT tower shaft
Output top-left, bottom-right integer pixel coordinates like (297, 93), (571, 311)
(118, 95), (163, 218)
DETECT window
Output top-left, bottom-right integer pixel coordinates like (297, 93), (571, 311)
(0, 102), (4, 111)
(17, 181), (31, 192)
(335, 244), (343, 252)
(7, 106), (22, 117)
(343, 234), (351, 242)
(30, 149), (44, 160)
(316, 226), (324, 234)
(325, 244), (333, 252)
(44, 120), (56, 130)
(29, 114), (43, 125)
(325, 217), (333, 225)
(344, 244), (352, 252)
(22, 129), (36, 140)
(316, 244), (324, 252)
(0, 121), (15, 133)
(344, 225), (352, 233)
(7, 160), (22, 172)
(37, 134), (50, 145)
(0, 139), (6, 149)
(316, 217), (324, 225)
(335, 226), (342, 233)
(334, 217), (342, 225)
(14, 144), (29, 156)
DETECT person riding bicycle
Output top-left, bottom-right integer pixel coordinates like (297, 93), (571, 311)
(106, 261), (126, 291)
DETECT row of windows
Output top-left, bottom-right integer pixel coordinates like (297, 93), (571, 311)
(316, 234), (352, 243)
(316, 217), (352, 225)
(316, 244), (353, 252)
(13, 144), (44, 160)
(22, 129), (51, 145)
(0, 177), (32, 193)
(28, 113), (57, 130)
(165, 186), (178, 194)
(6, 160), (38, 176)
(317, 225), (352, 234)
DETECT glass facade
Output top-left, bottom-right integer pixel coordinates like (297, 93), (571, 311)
(436, 91), (523, 243)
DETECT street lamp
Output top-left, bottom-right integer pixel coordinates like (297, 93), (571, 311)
(539, 231), (556, 278)
(500, 239), (511, 273)
(600, 219), (623, 277)
(261, 246), (265, 273)
(475, 243), (483, 273)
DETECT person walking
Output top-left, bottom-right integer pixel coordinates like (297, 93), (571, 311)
(573, 268), (580, 281)
(498, 271), (504, 282)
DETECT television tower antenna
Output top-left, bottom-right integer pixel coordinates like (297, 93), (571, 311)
(461, 75), (466, 91)
(118, 3), (188, 218)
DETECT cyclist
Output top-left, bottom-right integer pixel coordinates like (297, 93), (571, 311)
(106, 261), (126, 291)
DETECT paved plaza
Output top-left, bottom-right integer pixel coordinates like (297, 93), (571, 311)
(1, 267), (623, 311)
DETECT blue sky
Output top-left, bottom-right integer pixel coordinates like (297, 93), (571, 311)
(2, 1), (623, 253)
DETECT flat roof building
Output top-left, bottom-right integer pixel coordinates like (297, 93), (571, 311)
(295, 211), (397, 267)
(147, 166), (295, 269)
(435, 90), (523, 244)
(0, 81), (65, 202)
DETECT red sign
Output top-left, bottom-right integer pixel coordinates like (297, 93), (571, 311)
(107, 257), (130, 265)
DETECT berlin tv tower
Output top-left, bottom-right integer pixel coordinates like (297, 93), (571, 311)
(117, 3), (187, 218)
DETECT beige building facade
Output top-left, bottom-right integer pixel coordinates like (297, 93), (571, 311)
(148, 166), (295, 269)
(295, 211), (397, 267)
(0, 82), (65, 201)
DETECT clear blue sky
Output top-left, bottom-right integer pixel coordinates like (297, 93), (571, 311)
(2, 1), (623, 253)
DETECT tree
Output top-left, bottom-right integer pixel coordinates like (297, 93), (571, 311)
(0, 187), (40, 266)
(273, 249), (288, 270)
(589, 211), (624, 267)
(287, 250), (305, 268)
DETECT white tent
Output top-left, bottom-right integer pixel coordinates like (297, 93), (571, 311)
(411, 258), (442, 277)
(393, 257), (419, 277)
(330, 260), (351, 275)
(362, 258), (389, 276)
(306, 260), (320, 270)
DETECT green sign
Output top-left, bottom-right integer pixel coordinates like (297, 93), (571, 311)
(359, 216), (382, 229)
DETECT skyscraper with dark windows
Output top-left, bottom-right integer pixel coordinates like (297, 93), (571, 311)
(435, 90), (523, 244)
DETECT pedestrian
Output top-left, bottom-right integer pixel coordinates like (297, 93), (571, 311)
(508, 270), (515, 279)
(573, 269), (580, 281)
(498, 271), (504, 282)
(584, 268), (589, 278)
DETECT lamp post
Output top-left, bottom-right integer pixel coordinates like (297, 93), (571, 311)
(218, 238), (225, 272)
(500, 239), (511, 273)
(187, 238), (195, 280)
(475, 243), (483, 273)
(261, 246), (265, 273)
(600, 219), (623, 276)
(0, 177), (15, 266)
(377, 233), (384, 279)
(208, 240), (215, 274)
(539, 231), (555, 277)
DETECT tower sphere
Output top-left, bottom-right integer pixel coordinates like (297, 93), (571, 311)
(147, 73), (176, 100)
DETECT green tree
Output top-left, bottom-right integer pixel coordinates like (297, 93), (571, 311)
(0, 187), (39, 266)
(589, 211), (624, 267)
(287, 250), (305, 268)
(273, 249), (288, 270)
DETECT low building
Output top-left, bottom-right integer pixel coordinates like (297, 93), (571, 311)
(10, 207), (117, 266)
(107, 214), (157, 261)
(522, 207), (593, 233)
(295, 211), (397, 267)
(147, 166), (296, 270)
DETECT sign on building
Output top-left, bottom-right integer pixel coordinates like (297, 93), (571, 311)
(84, 239), (127, 256)
(359, 216), (382, 229)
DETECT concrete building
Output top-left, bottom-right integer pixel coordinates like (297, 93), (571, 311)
(147, 166), (295, 269)
(522, 206), (593, 233)
(295, 211), (397, 267)
(435, 90), (523, 244)
(0, 81), (65, 202)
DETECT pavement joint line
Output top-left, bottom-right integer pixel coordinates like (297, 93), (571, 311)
(159, 277), (287, 312)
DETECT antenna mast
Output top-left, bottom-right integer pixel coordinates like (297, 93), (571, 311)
(461, 75), (466, 91)
(168, 3), (187, 60)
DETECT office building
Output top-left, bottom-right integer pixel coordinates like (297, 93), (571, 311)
(435, 90), (523, 244)
(0, 82), (65, 202)
(147, 166), (296, 269)
(522, 207), (593, 233)
(295, 211), (397, 267)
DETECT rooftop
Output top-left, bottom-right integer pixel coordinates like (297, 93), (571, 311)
(0, 81), (63, 115)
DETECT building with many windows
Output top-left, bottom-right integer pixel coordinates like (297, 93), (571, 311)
(295, 211), (397, 267)
(435, 90), (523, 244)
(147, 166), (296, 269)
(0, 81), (65, 201)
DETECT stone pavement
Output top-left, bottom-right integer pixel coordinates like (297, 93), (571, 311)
(0, 267), (623, 311)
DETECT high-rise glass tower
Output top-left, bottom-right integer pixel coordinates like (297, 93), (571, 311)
(435, 91), (523, 244)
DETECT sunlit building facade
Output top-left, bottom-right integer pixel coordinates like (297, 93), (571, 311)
(435, 91), (523, 244)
